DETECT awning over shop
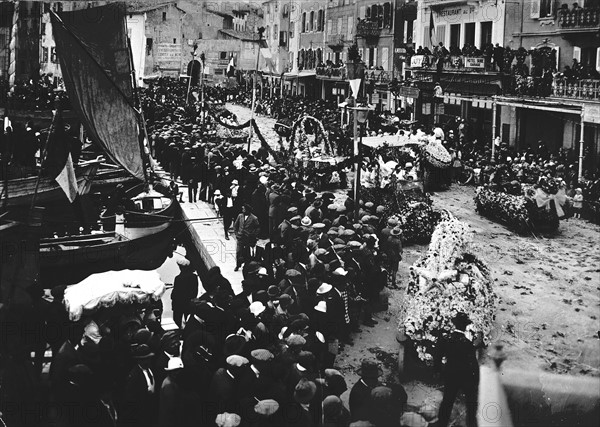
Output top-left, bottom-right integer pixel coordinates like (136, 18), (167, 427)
(361, 134), (424, 148)
(283, 71), (317, 80)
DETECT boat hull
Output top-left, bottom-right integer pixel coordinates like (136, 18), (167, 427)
(0, 163), (99, 207)
(39, 225), (178, 287)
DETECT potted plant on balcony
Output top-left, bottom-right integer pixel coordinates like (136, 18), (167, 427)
(346, 43), (365, 80)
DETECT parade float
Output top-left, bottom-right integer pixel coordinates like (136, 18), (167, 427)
(474, 177), (565, 233)
(397, 211), (498, 371)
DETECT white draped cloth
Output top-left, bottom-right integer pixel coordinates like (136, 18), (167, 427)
(64, 270), (166, 321)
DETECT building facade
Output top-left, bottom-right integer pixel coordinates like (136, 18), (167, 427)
(405, 0), (507, 141)
(500, 0), (600, 168)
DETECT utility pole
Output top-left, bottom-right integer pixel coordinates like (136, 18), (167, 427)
(200, 51), (205, 134)
(248, 26), (265, 152)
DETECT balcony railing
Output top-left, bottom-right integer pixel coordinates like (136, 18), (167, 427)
(407, 55), (498, 73)
(364, 69), (392, 85)
(553, 78), (600, 101)
(316, 65), (347, 80)
(356, 20), (381, 38)
(558, 7), (600, 29)
(503, 76), (600, 101)
(326, 34), (346, 49)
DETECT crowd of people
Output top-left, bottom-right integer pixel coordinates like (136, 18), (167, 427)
(0, 79), (475, 427)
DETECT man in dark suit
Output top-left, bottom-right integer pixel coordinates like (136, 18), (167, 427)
(207, 355), (249, 422)
(170, 258), (198, 328)
(434, 312), (480, 427)
(233, 204), (260, 271)
(243, 236), (265, 266)
(120, 344), (158, 427)
(349, 359), (383, 422)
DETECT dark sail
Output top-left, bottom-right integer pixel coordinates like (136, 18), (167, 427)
(51, 3), (145, 180)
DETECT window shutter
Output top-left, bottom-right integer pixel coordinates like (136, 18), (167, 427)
(327, 19), (332, 35)
(373, 47), (378, 67)
(359, 48), (364, 62)
(360, 6), (366, 19)
(382, 47), (389, 71)
(347, 16), (353, 39)
(554, 46), (560, 71)
(338, 18), (343, 36)
(596, 47), (600, 72)
(531, 0), (540, 19)
(424, 25), (430, 49)
(573, 46), (581, 62)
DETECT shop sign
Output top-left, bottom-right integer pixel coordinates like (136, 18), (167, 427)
(583, 104), (600, 124)
(398, 86), (420, 98)
(410, 55), (424, 68)
(465, 57), (485, 68)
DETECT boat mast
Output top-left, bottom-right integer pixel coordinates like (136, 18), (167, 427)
(127, 37), (150, 185)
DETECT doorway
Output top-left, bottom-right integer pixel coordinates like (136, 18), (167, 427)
(187, 60), (201, 86)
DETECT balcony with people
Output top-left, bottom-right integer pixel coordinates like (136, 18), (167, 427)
(502, 42), (600, 101)
(316, 60), (347, 80)
(405, 42), (505, 75)
(557, 3), (600, 31)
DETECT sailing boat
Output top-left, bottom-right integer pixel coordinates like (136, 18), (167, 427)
(38, 3), (177, 286)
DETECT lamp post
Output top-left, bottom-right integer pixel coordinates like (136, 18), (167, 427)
(199, 51), (205, 134)
(350, 104), (369, 220)
(248, 26), (265, 152)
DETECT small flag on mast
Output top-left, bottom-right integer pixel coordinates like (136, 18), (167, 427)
(44, 110), (78, 203)
(429, 10), (436, 47)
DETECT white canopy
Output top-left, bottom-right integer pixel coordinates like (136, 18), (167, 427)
(64, 270), (166, 321)
(361, 134), (424, 148)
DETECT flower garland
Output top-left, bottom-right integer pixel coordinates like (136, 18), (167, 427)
(398, 213), (497, 363)
(421, 141), (452, 169)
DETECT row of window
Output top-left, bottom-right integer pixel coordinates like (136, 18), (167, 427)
(41, 46), (58, 64)
(301, 9), (326, 33)
(327, 16), (354, 39)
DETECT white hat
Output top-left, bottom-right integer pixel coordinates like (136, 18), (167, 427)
(258, 267), (268, 276)
(405, 162), (413, 168)
(316, 283), (332, 294)
(215, 413), (241, 427)
(214, 189), (222, 196)
(259, 176), (268, 185)
(314, 301), (327, 313)
(165, 356), (184, 371)
(333, 267), (348, 276)
(249, 301), (266, 316)
(231, 179), (239, 185)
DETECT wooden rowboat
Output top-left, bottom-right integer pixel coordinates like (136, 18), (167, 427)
(0, 161), (100, 207)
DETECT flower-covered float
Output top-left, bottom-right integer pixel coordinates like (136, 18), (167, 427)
(419, 139), (453, 192)
(474, 177), (565, 233)
(361, 186), (440, 244)
(397, 211), (498, 365)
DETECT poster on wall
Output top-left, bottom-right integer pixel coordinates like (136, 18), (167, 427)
(156, 43), (182, 69)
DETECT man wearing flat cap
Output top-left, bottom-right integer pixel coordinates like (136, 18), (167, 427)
(207, 355), (249, 421)
(233, 204), (260, 271)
